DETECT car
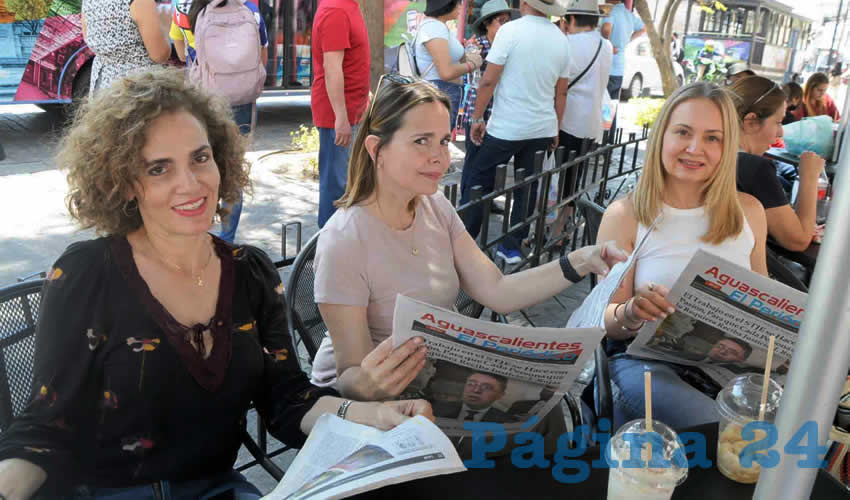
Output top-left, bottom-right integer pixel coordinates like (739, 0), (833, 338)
(621, 35), (684, 100)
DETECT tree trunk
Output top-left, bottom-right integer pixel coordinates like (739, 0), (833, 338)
(633, 0), (678, 97)
(361, 0), (384, 91)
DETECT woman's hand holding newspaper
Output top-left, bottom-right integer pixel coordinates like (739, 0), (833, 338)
(628, 282), (676, 323)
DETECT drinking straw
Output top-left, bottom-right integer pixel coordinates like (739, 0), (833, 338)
(759, 336), (776, 421)
(645, 370), (653, 464)
(645, 370), (653, 431)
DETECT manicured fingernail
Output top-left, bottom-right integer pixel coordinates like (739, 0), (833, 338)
(667, 307), (675, 314)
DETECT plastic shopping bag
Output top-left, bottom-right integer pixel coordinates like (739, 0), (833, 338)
(783, 115), (835, 157)
(540, 152), (559, 224)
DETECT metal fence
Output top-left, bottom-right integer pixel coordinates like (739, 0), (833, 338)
(443, 128), (649, 271)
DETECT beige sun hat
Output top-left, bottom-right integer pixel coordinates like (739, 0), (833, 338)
(563, 0), (611, 16)
(524, 0), (568, 17)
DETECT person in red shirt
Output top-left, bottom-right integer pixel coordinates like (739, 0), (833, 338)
(311, 0), (370, 227)
(792, 72), (841, 122)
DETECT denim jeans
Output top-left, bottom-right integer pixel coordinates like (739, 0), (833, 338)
(219, 102), (255, 243)
(429, 80), (462, 131)
(317, 124), (358, 228)
(74, 471), (261, 499)
(605, 75), (623, 144)
(609, 356), (720, 430)
(459, 133), (553, 250)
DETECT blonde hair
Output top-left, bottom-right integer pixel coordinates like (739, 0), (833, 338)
(336, 79), (451, 210)
(61, 67), (250, 236)
(633, 82), (743, 244)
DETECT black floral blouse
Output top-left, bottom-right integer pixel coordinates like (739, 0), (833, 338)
(0, 236), (337, 490)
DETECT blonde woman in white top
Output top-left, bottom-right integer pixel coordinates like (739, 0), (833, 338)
(595, 82), (768, 429)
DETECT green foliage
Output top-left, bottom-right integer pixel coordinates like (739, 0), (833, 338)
(290, 124), (319, 152)
(290, 125), (320, 178)
(7, 0), (50, 20)
(630, 98), (665, 128)
(48, 0), (82, 17)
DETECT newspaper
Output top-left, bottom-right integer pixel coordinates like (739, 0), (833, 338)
(265, 415), (465, 499)
(566, 214), (659, 330)
(392, 295), (605, 436)
(626, 249), (806, 386)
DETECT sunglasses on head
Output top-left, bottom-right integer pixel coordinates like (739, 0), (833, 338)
(749, 82), (781, 110)
(368, 72), (417, 115)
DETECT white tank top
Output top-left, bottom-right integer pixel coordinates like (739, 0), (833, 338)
(633, 204), (754, 291)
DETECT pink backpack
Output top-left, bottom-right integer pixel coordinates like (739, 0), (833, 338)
(190, 0), (266, 105)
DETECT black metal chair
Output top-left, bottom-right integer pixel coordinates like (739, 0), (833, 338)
(0, 280), (44, 432)
(574, 197), (614, 430)
(286, 232), (491, 365)
(766, 247), (808, 293)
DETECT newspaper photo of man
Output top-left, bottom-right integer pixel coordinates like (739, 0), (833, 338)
(432, 371), (519, 423)
(707, 337), (752, 363)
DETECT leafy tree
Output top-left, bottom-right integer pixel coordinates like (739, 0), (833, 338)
(6, 0), (49, 35)
(632, 0), (726, 96)
(6, 0), (50, 21)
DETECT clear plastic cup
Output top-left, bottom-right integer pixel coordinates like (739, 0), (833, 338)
(606, 419), (688, 500)
(715, 374), (783, 484)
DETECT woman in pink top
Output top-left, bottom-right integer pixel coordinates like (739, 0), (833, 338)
(312, 75), (626, 405)
(792, 72), (841, 121)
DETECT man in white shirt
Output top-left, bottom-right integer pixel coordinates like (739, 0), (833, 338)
(559, 0), (613, 193)
(460, 0), (570, 264)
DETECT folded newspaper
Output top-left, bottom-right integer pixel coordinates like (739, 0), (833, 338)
(626, 249), (806, 385)
(392, 295), (605, 436)
(265, 414), (465, 499)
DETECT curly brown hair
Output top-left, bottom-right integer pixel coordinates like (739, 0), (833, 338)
(61, 66), (251, 236)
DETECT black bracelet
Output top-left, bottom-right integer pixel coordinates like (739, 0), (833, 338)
(559, 253), (583, 283)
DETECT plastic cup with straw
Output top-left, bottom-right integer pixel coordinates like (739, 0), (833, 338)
(716, 335), (783, 483)
(606, 370), (688, 499)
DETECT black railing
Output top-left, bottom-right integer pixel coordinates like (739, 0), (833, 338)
(444, 127), (649, 273)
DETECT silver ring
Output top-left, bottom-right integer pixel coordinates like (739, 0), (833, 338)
(647, 282), (655, 292)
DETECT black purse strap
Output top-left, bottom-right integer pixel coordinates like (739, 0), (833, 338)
(568, 39), (603, 90)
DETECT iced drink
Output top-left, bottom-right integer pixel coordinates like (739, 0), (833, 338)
(606, 419), (688, 500)
(715, 374), (782, 484)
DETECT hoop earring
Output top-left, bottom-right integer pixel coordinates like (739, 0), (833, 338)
(122, 199), (138, 217)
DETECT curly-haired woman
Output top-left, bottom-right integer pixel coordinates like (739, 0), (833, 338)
(0, 68), (431, 499)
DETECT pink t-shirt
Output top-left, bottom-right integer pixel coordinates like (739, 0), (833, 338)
(311, 192), (466, 386)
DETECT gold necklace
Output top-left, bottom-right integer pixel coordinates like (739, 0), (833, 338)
(150, 237), (215, 287)
(376, 201), (418, 256)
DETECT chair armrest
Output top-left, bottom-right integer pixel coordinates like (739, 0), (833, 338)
(593, 344), (614, 425)
(241, 427), (285, 482)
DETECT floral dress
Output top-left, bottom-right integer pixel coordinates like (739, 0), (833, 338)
(82, 0), (158, 92)
(0, 236), (336, 492)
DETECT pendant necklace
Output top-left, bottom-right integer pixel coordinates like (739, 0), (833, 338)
(377, 200), (418, 256)
(152, 237), (214, 287)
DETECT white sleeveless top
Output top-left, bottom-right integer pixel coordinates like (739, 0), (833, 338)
(633, 204), (754, 291)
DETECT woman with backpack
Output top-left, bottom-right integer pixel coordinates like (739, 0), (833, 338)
(415, 0), (483, 130)
(172, 0), (270, 243)
(81, 0), (172, 93)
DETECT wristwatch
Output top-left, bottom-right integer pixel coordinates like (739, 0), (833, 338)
(471, 117), (486, 125)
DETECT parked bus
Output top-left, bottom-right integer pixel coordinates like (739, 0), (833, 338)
(681, 0), (814, 82)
